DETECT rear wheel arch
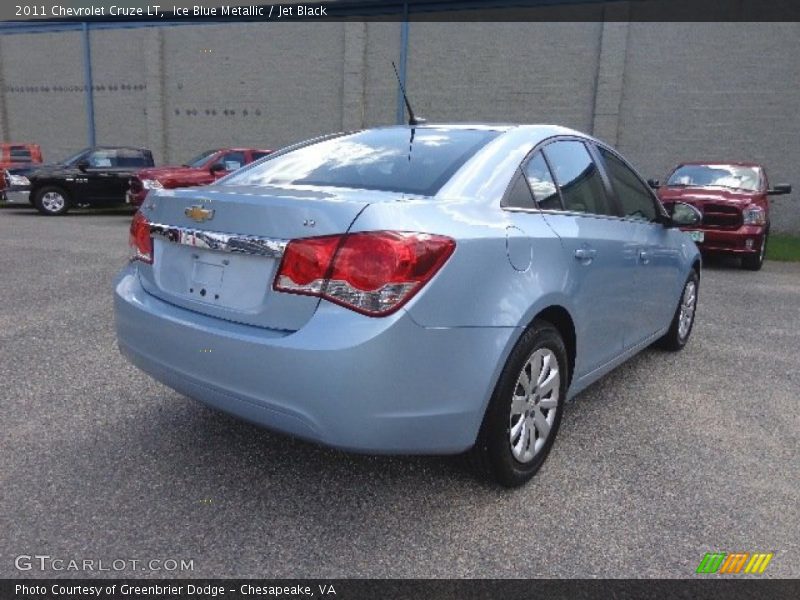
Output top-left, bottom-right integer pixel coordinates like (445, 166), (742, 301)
(471, 313), (571, 486)
(527, 305), (576, 388)
(473, 302), (576, 442)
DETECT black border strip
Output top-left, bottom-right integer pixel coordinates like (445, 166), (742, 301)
(2, 579), (800, 600)
(2, 0), (800, 26)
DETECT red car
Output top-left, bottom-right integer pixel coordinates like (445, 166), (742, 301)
(657, 162), (791, 270)
(127, 147), (272, 206)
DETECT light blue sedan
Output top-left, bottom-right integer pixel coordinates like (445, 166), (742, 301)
(115, 124), (702, 487)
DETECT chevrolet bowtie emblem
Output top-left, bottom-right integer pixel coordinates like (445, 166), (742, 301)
(185, 204), (214, 222)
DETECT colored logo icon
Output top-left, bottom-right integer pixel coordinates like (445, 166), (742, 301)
(696, 552), (773, 574)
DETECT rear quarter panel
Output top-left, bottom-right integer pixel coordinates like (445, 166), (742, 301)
(351, 200), (576, 330)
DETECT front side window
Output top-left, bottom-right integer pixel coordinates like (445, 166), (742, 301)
(87, 150), (116, 168)
(185, 149), (219, 168)
(543, 141), (615, 217)
(61, 148), (91, 166)
(599, 147), (657, 222)
(219, 151), (246, 171)
(523, 151), (561, 210)
(221, 128), (501, 196)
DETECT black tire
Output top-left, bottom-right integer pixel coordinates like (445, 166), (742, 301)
(656, 270), (699, 351)
(470, 320), (568, 488)
(741, 231), (767, 271)
(33, 186), (71, 216)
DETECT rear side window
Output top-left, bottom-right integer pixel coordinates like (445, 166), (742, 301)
(251, 151), (272, 161)
(116, 149), (151, 167)
(599, 147), (657, 222)
(523, 151), (561, 210)
(221, 128), (501, 196)
(504, 172), (536, 209)
(543, 141), (615, 217)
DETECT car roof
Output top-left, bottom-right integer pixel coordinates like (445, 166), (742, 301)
(364, 123), (590, 146)
(90, 145), (152, 151)
(216, 147), (272, 152)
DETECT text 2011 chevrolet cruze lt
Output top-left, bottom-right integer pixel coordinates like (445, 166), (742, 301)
(114, 124), (702, 487)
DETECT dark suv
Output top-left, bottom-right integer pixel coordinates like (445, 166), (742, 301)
(10, 146), (154, 215)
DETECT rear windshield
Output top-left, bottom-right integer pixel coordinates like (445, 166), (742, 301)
(220, 128), (501, 196)
(9, 146), (33, 162)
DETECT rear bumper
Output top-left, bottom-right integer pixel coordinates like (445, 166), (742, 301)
(114, 265), (516, 454)
(686, 225), (765, 254)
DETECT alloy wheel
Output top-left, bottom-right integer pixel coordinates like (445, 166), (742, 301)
(41, 191), (66, 213)
(678, 280), (697, 339)
(509, 348), (560, 464)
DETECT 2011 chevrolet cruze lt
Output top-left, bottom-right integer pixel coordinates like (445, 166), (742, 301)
(114, 124), (702, 487)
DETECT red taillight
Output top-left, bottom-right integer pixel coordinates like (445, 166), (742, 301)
(274, 231), (455, 316)
(129, 211), (153, 264)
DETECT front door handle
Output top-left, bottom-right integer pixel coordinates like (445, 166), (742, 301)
(574, 247), (597, 261)
(639, 249), (650, 264)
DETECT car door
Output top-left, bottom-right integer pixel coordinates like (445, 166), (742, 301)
(531, 140), (638, 378)
(77, 149), (119, 203)
(595, 145), (683, 345)
(106, 149), (152, 203)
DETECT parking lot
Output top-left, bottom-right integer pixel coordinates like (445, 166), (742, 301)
(1, 206), (798, 578)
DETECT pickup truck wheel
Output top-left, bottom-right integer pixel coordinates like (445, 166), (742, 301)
(741, 233), (767, 271)
(33, 186), (70, 216)
(657, 270), (699, 351)
(33, 186), (71, 216)
(470, 320), (567, 488)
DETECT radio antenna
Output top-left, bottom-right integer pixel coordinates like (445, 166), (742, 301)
(392, 61), (426, 126)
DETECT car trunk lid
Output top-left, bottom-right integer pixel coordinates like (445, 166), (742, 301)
(135, 185), (371, 331)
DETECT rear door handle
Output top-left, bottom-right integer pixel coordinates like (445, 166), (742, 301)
(574, 248), (597, 261)
(639, 249), (650, 264)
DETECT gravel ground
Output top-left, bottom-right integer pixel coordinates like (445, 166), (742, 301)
(1, 206), (798, 578)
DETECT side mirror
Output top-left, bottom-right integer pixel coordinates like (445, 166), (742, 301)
(647, 178), (660, 189)
(209, 163), (226, 174)
(667, 201), (702, 228)
(76, 159), (90, 172)
(768, 184), (791, 195)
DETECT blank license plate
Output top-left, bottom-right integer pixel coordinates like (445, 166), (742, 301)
(192, 261), (224, 286)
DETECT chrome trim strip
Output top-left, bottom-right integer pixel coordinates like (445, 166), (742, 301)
(149, 223), (287, 258)
(501, 206), (662, 224)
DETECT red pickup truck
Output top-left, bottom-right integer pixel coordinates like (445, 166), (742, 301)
(127, 147), (271, 206)
(657, 162), (791, 270)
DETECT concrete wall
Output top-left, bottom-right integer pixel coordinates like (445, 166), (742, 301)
(616, 23), (800, 233)
(0, 31), (88, 160)
(0, 19), (798, 232)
